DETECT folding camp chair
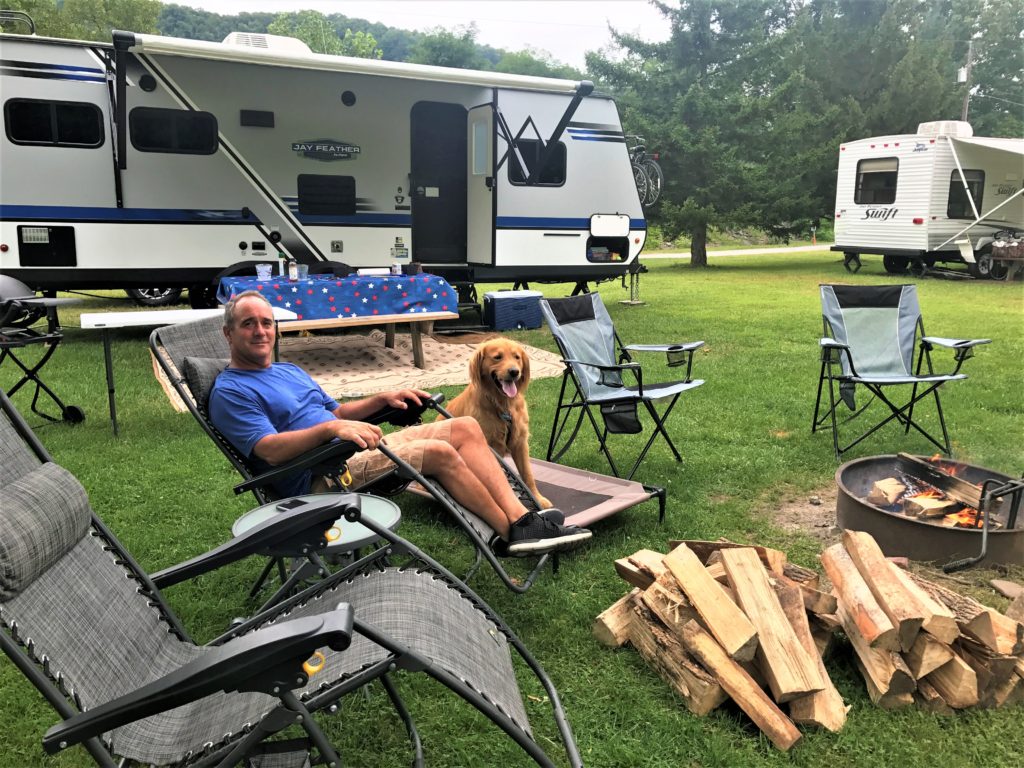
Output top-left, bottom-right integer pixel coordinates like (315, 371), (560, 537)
(150, 314), (565, 594)
(812, 284), (990, 458)
(540, 293), (705, 481)
(0, 275), (83, 424)
(0, 390), (582, 767)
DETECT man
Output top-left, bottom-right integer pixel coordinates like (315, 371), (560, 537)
(209, 290), (591, 554)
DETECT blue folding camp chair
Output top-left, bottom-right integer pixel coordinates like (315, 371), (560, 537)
(812, 284), (989, 458)
(540, 293), (705, 480)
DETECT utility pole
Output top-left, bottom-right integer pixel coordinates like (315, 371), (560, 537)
(960, 40), (974, 122)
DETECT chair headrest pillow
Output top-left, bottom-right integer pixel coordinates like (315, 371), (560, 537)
(0, 462), (91, 600)
(182, 356), (229, 407)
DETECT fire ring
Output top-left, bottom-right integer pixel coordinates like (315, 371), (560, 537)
(835, 455), (1023, 568)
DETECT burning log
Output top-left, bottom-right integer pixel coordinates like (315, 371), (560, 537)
(903, 494), (957, 518)
(896, 453), (986, 509)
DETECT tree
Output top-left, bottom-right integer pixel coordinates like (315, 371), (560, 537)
(1, 0), (160, 40)
(338, 28), (383, 59)
(267, 10), (344, 55)
(409, 25), (489, 69)
(495, 48), (582, 79)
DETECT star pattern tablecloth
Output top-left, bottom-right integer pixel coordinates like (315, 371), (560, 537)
(217, 273), (457, 321)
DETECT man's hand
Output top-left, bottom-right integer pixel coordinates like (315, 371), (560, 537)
(379, 388), (432, 410)
(326, 419), (383, 450)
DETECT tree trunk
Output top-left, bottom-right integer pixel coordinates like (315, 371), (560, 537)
(690, 222), (708, 267)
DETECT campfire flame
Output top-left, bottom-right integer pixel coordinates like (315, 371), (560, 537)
(940, 507), (991, 529)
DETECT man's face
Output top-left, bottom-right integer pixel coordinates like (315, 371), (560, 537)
(224, 297), (276, 369)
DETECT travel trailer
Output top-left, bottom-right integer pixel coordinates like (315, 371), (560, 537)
(832, 121), (1023, 280)
(0, 22), (646, 306)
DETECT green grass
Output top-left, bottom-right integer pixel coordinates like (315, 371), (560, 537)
(2, 252), (1022, 767)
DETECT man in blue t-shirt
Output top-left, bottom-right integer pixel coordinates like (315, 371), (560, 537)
(210, 291), (591, 555)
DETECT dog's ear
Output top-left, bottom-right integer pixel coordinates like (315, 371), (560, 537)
(469, 345), (488, 384)
(518, 343), (531, 392)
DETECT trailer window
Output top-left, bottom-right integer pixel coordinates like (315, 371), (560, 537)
(4, 99), (103, 148)
(129, 107), (218, 154)
(947, 170), (985, 219)
(508, 139), (566, 186)
(297, 174), (356, 217)
(855, 157), (898, 205)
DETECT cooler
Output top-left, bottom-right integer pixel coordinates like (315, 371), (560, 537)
(483, 289), (544, 331)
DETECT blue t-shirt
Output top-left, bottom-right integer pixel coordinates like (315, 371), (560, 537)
(208, 363), (339, 498)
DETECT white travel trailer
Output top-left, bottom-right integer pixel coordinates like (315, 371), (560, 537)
(0, 23), (645, 306)
(831, 121), (1023, 280)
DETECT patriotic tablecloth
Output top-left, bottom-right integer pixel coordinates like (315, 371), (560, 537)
(217, 273), (457, 322)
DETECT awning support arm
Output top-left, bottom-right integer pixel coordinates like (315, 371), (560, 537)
(525, 81), (594, 185)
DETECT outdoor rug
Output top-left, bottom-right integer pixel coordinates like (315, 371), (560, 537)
(154, 330), (564, 410)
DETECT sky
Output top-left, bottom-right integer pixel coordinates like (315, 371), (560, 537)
(175, 1), (673, 68)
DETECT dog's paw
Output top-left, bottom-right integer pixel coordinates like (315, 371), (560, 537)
(535, 494), (553, 509)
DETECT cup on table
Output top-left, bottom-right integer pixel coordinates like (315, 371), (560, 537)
(297, 264), (310, 280)
(255, 263), (273, 280)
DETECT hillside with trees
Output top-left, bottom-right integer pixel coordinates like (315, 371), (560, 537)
(1, 0), (1019, 264)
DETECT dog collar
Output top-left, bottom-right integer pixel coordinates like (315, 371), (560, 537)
(499, 411), (513, 423)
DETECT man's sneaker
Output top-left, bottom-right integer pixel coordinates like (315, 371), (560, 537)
(507, 511), (592, 554)
(538, 508), (565, 525)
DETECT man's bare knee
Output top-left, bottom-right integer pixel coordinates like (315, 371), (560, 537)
(449, 415), (487, 443)
(419, 440), (462, 474)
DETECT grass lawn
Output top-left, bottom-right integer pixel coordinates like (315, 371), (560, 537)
(1, 250), (1022, 767)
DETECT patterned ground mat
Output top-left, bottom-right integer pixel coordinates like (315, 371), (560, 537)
(279, 330), (565, 399)
(154, 331), (565, 410)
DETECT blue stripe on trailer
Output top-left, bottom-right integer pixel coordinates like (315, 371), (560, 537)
(296, 213), (412, 226)
(496, 216), (646, 230)
(0, 60), (104, 74)
(0, 205), (257, 223)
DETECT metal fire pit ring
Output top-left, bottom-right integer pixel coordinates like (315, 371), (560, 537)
(836, 455), (1024, 568)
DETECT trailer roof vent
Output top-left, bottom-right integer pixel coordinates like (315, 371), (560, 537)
(917, 121), (973, 138)
(221, 32), (312, 55)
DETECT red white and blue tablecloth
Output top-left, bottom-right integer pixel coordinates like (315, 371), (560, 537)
(217, 274), (457, 322)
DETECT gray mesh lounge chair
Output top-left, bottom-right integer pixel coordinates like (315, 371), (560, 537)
(812, 284), (990, 458)
(540, 293), (705, 481)
(150, 314), (563, 594)
(0, 390), (582, 767)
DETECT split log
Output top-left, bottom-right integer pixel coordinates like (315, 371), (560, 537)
(809, 618), (836, 658)
(885, 562), (959, 644)
(859, 667), (915, 709)
(678, 620), (803, 752)
(626, 599), (727, 715)
(842, 530), (925, 650)
(783, 561), (821, 589)
(721, 547), (825, 702)
(836, 604), (915, 698)
(663, 544), (758, 662)
(896, 452), (985, 509)
(903, 495), (957, 518)
(594, 589), (640, 648)
(1005, 593), (1024, 623)
(777, 573), (837, 616)
(911, 573), (1024, 655)
(956, 638), (1018, 698)
(982, 672), (1021, 709)
(924, 653), (979, 709)
(640, 572), (700, 634)
(615, 549), (669, 589)
(914, 679), (954, 715)
(904, 632), (954, 679)
(667, 539), (787, 576)
(867, 477), (906, 506)
(821, 543), (899, 651)
(775, 582), (848, 732)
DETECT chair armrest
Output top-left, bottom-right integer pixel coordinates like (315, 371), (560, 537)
(819, 337), (849, 349)
(233, 439), (363, 495)
(622, 342), (705, 353)
(42, 607), (355, 754)
(921, 336), (991, 349)
(366, 392), (446, 428)
(151, 494), (362, 589)
(563, 357), (641, 374)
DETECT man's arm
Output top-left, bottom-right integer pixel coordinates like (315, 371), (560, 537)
(253, 419), (383, 466)
(333, 388), (432, 422)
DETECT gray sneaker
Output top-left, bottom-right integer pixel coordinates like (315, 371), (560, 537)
(507, 511), (592, 554)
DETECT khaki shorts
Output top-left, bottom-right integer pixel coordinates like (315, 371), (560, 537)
(311, 419), (453, 492)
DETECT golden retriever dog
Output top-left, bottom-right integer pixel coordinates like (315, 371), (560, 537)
(444, 337), (553, 509)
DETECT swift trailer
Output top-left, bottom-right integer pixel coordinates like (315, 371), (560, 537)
(832, 121), (1024, 280)
(0, 25), (646, 306)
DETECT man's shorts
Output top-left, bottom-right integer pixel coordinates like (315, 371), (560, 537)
(311, 419), (453, 492)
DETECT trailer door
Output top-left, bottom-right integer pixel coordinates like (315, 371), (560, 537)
(467, 103), (494, 266)
(410, 101), (467, 264)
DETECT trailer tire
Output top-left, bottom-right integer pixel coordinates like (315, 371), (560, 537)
(969, 251), (1008, 281)
(126, 287), (183, 307)
(882, 255), (909, 274)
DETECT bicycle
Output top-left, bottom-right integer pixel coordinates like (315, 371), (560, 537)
(627, 135), (664, 207)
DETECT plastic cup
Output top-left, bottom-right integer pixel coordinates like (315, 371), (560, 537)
(296, 264), (310, 280)
(255, 263), (273, 280)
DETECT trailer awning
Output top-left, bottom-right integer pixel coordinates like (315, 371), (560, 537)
(936, 135), (1024, 249)
(120, 31), (586, 95)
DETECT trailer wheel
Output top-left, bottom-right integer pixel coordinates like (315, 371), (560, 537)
(882, 255), (909, 274)
(126, 287), (183, 307)
(969, 251), (1008, 281)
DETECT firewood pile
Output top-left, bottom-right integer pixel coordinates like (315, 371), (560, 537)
(594, 532), (1024, 751)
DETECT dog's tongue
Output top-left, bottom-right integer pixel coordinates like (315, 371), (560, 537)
(501, 380), (518, 398)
